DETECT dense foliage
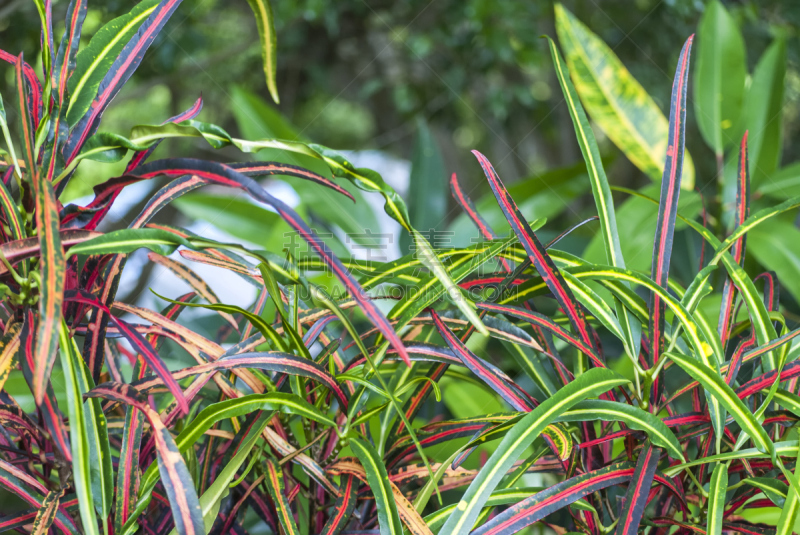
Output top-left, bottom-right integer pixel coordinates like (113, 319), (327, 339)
(3, 1), (800, 535)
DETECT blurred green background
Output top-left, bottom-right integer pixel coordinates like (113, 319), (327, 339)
(2, 0), (800, 310)
(2, 1), (796, 188)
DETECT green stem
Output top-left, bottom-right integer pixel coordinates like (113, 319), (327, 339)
(0, 118), (22, 186)
(0, 251), (24, 286)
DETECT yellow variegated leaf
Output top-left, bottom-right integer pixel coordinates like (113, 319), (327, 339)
(554, 3), (695, 189)
(0, 323), (21, 391)
(542, 422), (573, 461)
(244, 0), (279, 104)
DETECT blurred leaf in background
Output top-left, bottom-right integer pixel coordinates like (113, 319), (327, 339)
(555, 3), (696, 190)
(400, 118), (447, 253)
(693, 0), (746, 160)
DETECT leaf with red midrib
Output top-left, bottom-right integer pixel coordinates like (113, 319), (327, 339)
(85, 382), (204, 535)
(127, 157), (410, 366)
(430, 309), (532, 412)
(64, 0), (185, 162)
(615, 443), (661, 535)
(649, 35), (694, 367)
(472, 462), (635, 535)
(65, 290), (189, 413)
(717, 132), (750, 350)
(472, 150), (598, 360)
(320, 475), (358, 535)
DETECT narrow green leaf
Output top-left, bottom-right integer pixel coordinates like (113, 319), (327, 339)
(777, 443), (800, 535)
(244, 0), (279, 104)
(774, 389), (800, 419)
(350, 437), (403, 535)
(440, 368), (628, 535)
(556, 400), (683, 460)
(546, 34), (641, 362)
(171, 412), (271, 535)
(66, 228), (191, 258)
(664, 351), (772, 456)
(139, 393), (330, 499)
(412, 228), (488, 336)
(742, 478), (788, 508)
(152, 290), (289, 352)
(706, 464), (727, 535)
(58, 321), (99, 535)
(561, 271), (624, 343)
(73, 339), (113, 520)
(0, 93), (22, 182)
(664, 441), (797, 477)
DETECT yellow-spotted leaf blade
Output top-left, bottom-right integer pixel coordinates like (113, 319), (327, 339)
(554, 3), (695, 189)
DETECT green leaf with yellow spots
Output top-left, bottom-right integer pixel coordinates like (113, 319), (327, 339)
(554, 3), (695, 189)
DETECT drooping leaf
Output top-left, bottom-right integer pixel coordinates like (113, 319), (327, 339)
(128, 158), (410, 364)
(742, 478), (788, 508)
(556, 401), (682, 460)
(243, 0), (279, 103)
(471, 462), (635, 535)
(430, 310), (531, 411)
(130, 352), (349, 410)
(476, 301), (602, 367)
(665, 351), (772, 456)
(413, 229), (488, 336)
(65, 228), (191, 258)
(148, 253), (239, 329)
(65, 290), (189, 413)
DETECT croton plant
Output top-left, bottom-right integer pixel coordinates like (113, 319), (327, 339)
(2, 1), (800, 535)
